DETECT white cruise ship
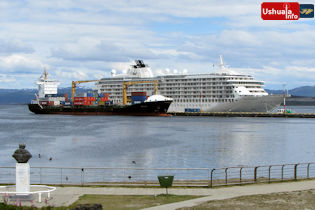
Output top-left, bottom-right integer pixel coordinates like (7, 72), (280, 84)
(96, 56), (282, 112)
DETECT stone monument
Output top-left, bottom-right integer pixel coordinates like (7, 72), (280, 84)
(12, 143), (32, 194)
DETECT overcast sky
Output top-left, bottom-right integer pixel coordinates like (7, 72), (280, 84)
(1, 0), (315, 89)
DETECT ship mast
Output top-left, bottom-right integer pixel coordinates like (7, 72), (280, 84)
(44, 67), (48, 80)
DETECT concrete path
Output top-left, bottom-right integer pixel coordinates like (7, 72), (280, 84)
(2, 179), (315, 208)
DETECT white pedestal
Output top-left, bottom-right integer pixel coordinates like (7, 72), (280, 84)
(16, 163), (30, 194)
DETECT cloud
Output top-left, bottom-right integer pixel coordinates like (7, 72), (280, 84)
(51, 38), (156, 62)
(0, 54), (44, 74)
(0, 0), (314, 89)
(0, 74), (16, 83)
(50, 37), (202, 62)
(0, 40), (34, 55)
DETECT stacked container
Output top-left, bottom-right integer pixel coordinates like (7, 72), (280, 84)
(131, 92), (146, 104)
(73, 92), (111, 106)
(98, 93), (109, 105)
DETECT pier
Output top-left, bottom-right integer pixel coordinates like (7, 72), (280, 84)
(170, 111), (315, 118)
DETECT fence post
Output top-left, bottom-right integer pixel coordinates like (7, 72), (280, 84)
(40, 168), (42, 184)
(307, 163), (310, 179)
(207, 169), (210, 187)
(123, 168), (125, 182)
(268, 166), (272, 183)
(61, 168), (63, 185)
(254, 167), (258, 183)
(210, 169), (215, 188)
(281, 165), (285, 181)
(294, 164), (298, 180)
(225, 168), (228, 185)
(240, 167), (243, 185)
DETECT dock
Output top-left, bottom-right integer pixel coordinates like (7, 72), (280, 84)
(170, 112), (315, 118)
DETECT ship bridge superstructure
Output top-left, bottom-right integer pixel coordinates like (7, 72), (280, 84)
(36, 70), (60, 98)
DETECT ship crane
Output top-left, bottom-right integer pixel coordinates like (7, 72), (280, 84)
(72, 80), (100, 102)
(122, 80), (159, 105)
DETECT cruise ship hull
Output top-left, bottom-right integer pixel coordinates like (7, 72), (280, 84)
(28, 101), (172, 116)
(168, 95), (283, 112)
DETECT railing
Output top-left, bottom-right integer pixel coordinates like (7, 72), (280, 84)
(209, 163), (315, 187)
(0, 163), (314, 187)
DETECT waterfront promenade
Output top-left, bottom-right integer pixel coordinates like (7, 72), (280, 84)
(4, 179), (314, 209)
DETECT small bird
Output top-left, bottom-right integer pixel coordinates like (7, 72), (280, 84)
(132, 161), (136, 164)
(38, 154), (41, 158)
(128, 176), (132, 179)
(49, 157), (52, 161)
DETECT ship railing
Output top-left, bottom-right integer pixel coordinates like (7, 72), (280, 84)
(0, 162), (314, 187)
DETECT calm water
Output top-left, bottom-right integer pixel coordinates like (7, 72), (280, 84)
(0, 105), (314, 169)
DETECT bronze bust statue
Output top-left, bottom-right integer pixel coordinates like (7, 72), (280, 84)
(12, 143), (32, 163)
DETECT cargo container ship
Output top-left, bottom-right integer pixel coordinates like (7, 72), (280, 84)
(97, 57), (282, 112)
(28, 71), (173, 116)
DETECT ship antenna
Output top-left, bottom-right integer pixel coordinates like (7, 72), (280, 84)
(219, 55), (225, 70)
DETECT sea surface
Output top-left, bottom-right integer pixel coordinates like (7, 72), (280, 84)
(0, 105), (315, 169)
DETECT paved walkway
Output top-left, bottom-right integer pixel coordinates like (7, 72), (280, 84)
(2, 179), (315, 209)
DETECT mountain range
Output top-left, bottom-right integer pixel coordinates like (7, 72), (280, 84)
(0, 86), (315, 104)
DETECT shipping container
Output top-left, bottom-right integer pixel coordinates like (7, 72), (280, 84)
(73, 102), (84, 105)
(39, 101), (48, 105)
(47, 97), (65, 102)
(74, 92), (87, 97)
(98, 101), (105, 105)
(131, 96), (146, 102)
(74, 97), (84, 101)
(185, 108), (200, 113)
(131, 96), (146, 100)
(131, 92), (146, 96)
(100, 97), (109, 102)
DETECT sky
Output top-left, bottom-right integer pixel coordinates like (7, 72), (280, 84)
(1, 0), (315, 89)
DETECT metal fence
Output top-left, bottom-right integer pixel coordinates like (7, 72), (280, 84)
(210, 163), (315, 187)
(0, 162), (314, 187)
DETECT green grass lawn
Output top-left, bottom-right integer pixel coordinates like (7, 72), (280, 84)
(70, 194), (201, 210)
